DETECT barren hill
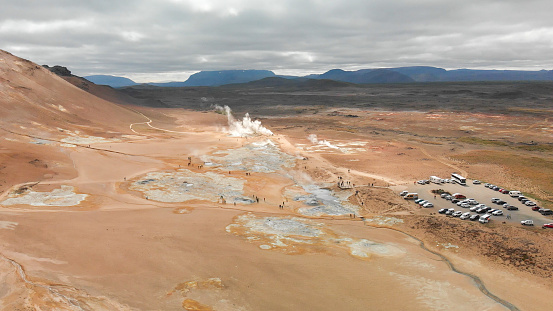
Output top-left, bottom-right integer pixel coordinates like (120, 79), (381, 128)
(0, 50), (144, 138)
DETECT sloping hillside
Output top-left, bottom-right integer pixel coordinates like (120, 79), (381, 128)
(0, 50), (144, 138)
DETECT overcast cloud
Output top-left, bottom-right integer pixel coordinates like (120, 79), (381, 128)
(1, 0), (552, 82)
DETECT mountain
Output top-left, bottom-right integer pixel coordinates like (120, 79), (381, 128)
(84, 75), (138, 87)
(387, 66), (447, 82)
(385, 66), (553, 82)
(183, 70), (276, 86)
(313, 69), (415, 84)
(226, 77), (354, 89)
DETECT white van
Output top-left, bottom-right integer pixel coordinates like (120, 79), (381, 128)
(509, 191), (521, 197)
(479, 214), (491, 223)
(430, 176), (442, 184)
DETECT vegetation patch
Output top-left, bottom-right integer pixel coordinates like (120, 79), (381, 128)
(458, 137), (509, 147)
(452, 150), (553, 206)
(515, 144), (553, 152)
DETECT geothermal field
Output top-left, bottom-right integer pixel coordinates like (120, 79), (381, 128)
(1, 50), (553, 311)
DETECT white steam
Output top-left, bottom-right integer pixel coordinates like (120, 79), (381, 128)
(307, 134), (346, 152)
(214, 105), (273, 137)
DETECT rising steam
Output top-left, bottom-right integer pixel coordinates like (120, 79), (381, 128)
(213, 105), (273, 137)
(307, 134), (347, 152)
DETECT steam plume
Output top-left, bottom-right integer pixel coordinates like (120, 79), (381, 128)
(213, 105), (273, 137)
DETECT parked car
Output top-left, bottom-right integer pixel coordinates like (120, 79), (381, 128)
(445, 209), (455, 215)
(473, 180), (481, 185)
(440, 193), (448, 198)
(451, 199), (460, 204)
(506, 205), (519, 211)
(438, 208), (447, 214)
(525, 201), (536, 206)
(452, 211), (463, 217)
(496, 200), (506, 205)
(418, 200), (428, 206)
(521, 220), (534, 226)
(491, 198), (500, 203)
(476, 207), (487, 214)
(460, 212), (471, 220)
(532, 206), (541, 211)
(414, 199), (424, 204)
(484, 183), (491, 188)
(492, 186), (500, 191)
(417, 180), (425, 185)
(423, 203), (434, 208)
(539, 209), (553, 216)
(460, 203), (470, 208)
(492, 210), (504, 216)
(542, 223), (553, 229)
(445, 195), (453, 200)
(518, 196), (527, 202)
(399, 190), (408, 196)
(466, 198), (478, 205)
(469, 206), (480, 212)
(470, 214), (480, 221)
(500, 189), (510, 194)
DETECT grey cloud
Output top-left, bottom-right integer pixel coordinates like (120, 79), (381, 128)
(1, 0), (552, 81)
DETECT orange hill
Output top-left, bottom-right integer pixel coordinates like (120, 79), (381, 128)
(0, 49), (144, 138)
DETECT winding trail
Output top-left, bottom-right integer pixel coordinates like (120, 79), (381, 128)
(1, 253), (84, 310)
(363, 223), (519, 311)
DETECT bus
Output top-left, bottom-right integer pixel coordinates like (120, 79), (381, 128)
(451, 173), (466, 185)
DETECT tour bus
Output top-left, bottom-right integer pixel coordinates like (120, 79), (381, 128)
(429, 176), (443, 184)
(451, 173), (467, 185)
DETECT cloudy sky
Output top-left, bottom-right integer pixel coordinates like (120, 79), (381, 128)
(1, 0), (552, 82)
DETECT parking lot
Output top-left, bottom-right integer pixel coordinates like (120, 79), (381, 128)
(396, 179), (553, 227)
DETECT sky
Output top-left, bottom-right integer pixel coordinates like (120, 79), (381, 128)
(1, 0), (553, 82)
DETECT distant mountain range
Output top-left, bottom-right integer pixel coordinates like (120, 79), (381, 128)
(83, 66), (553, 88)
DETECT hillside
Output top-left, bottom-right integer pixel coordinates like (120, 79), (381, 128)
(0, 50), (144, 137)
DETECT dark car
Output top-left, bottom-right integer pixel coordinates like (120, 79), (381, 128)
(495, 200), (506, 205)
(438, 208), (447, 214)
(469, 214), (480, 221)
(506, 205), (519, 211)
(492, 186), (500, 191)
(451, 199), (460, 204)
(540, 209), (553, 216)
(518, 196), (527, 201)
(500, 189), (509, 194)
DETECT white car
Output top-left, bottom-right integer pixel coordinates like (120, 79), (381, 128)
(460, 203), (471, 208)
(452, 211), (463, 217)
(525, 201), (536, 206)
(423, 202), (434, 208)
(469, 206), (480, 212)
(399, 190), (408, 196)
(460, 212), (471, 220)
(473, 180), (481, 184)
(492, 210), (504, 216)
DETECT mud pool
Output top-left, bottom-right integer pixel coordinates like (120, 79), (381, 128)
(202, 140), (296, 173)
(130, 169), (251, 203)
(227, 213), (404, 259)
(1, 185), (88, 207)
